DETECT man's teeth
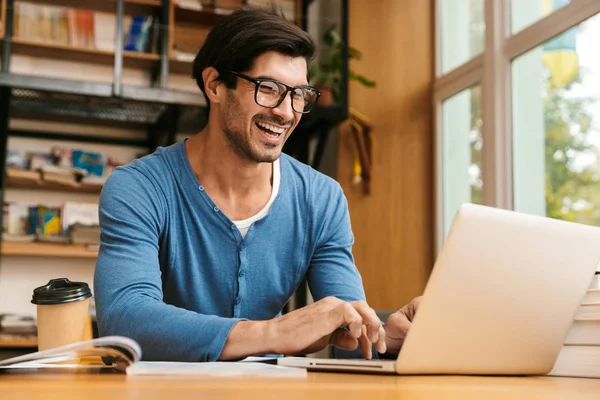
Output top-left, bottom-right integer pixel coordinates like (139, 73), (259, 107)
(257, 121), (285, 135)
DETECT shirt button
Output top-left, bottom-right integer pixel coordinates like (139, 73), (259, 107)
(231, 224), (236, 230)
(234, 297), (241, 305)
(198, 185), (204, 191)
(239, 245), (245, 251)
(214, 206), (219, 212)
(238, 270), (245, 278)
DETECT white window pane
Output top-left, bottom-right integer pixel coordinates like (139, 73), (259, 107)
(511, 0), (570, 34)
(442, 85), (483, 236)
(440, 0), (485, 74)
(512, 13), (600, 226)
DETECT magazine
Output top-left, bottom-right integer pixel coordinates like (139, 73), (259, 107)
(0, 336), (140, 372)
(0, 336), (306, 377)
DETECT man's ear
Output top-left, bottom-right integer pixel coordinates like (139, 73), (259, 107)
(202, 67), (223, 104)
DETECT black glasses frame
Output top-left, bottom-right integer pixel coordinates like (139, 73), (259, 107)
(230, 71), (321, 114)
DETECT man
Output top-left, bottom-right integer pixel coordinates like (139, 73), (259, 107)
(94, 7), (421, 362)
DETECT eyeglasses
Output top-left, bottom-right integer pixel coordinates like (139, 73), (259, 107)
(230, 71), (321, 114)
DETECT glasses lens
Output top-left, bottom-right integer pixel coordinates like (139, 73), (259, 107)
(256, 81), (284, 107)
(294, 87), (319, 113)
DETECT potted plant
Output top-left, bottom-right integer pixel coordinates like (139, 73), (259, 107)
(310, 24), (376, 106)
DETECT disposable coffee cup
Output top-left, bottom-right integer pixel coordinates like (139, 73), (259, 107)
(31, 278), (92, 351)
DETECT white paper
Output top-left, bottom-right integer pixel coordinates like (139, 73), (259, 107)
(126, 361), (307, 378)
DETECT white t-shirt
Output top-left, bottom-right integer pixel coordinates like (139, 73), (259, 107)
(232, 159), (280, 239)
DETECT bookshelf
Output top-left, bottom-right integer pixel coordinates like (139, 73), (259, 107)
(6, 174), (103, 194)
(0, 0), (349, 316)
(17, 0), (161, 16)
(173, 3), (229, 25)
(11, 38), (161, 70)
(0, 335), (37, 348)
(0, 0), (5, 39)
(0, 241), (99, 258)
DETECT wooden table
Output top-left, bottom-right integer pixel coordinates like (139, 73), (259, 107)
(1, 370), (599, 399)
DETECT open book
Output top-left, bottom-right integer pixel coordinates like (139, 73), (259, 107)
(0, 336), (140, 372)
(0, 336), (306, 377)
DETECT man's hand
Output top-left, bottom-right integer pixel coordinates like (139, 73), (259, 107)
(383, 296), (422, 355)
(327, 300), (387, 359)
(269, 297), (386, 359)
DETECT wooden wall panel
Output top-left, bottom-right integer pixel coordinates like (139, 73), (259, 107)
(338, 0), (434, 311)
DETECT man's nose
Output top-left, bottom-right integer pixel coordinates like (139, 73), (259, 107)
(270, 93), (296, 123)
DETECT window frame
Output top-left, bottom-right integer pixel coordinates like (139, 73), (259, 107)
(434, 0), (600, 255)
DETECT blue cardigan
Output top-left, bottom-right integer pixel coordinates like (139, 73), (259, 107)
(94, 140), (366, 361)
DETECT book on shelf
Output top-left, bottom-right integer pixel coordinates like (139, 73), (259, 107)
(2, 201), (100, 246)
(14, 3), (94, 48)
(13, 3), (159, 55)
(175, 0), (206, 11)
(0, 336), (305, 378)
(5, 146), (119, 190)
(0, 314), (37, 336)
(173, 0), (242, 16)
(39, 165), (78, 186)
(3, 203), (30, 237)
(172, 43), (197, 62)
(124, 15), (153, 53)
(0, 314), (37, 348)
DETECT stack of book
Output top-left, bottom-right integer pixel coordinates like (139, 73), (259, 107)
(14, 3), (95, 48)
(0, 314), (37, 344)
(2, 201), (100, 246)
(548, 272), (600, 378)
(13, 2), (159, 54)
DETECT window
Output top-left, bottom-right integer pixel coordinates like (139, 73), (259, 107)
(512, 14), (600, 225)
(442, 85), (483, 235)
(511, 0), (570, 33)
(439, 0), (485, 74)
(434, 0), (600, 253)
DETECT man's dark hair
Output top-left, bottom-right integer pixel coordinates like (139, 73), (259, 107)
(192, 7), (316, 108)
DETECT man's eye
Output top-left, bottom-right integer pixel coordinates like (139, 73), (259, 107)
(259, 83), (280, 95)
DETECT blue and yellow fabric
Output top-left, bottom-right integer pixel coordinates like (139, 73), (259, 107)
(542, 0), (579, 89)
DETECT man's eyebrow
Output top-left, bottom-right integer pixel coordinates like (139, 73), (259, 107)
(256, 75), (309, 87)
(255, 75), (277, 80)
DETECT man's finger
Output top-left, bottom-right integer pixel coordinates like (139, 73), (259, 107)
(332, 302), (363, 338)
(357, 324), (373, 359)
(387, 308), (412, 338)
(351, 301), (381, 343)
(329, 328), (359, 351)
(374, 324), (387, 354)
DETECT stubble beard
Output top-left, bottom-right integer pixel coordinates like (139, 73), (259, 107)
(221, 92), (283, 163)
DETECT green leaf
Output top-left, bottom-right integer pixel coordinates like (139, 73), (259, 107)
(324, 24), (342, 47)
(348, 70), (376, 87)
(348, 47), (362, 60)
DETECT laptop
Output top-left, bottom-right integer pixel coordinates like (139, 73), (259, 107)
(277, 203), (600, 375)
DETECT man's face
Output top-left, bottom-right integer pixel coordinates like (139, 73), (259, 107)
(219, 51), (307, 163)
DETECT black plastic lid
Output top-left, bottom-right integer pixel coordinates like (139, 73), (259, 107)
(31, 278), (92, 305)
